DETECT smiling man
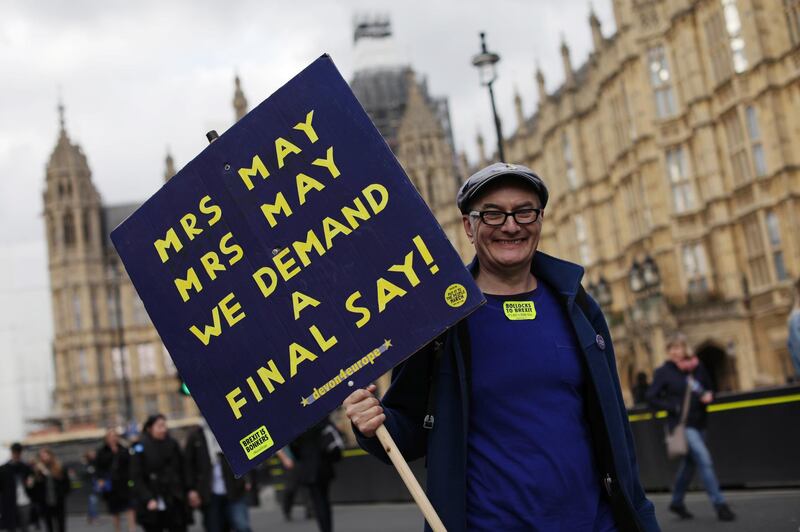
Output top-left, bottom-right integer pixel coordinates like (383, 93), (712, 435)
(344, 163), (659, 532)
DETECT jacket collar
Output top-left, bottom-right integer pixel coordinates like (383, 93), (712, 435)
(466, 251), (585, 299)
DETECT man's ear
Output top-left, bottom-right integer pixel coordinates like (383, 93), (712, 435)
(462, 215), (474, 243)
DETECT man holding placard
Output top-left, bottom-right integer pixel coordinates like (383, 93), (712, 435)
(345, 162), (659, 531)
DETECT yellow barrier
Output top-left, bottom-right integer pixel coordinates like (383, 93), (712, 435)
(627, 393), (800, 422)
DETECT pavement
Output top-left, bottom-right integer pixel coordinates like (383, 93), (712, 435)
(65, 488), (800, 531)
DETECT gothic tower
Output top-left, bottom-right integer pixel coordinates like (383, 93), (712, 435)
(233, 75), (248, 122)
(395, 71), (471, 258)
(43, 104), (198, 428)
(43, 102), (108, 425)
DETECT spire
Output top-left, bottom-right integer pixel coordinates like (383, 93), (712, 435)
(458, 151), (469, 177)
(476, 130), (487, 166)
(590, 6), (604, 52)
(164, 149), (176, 182)
(513, 86), (525, 131)
(535, 62), (547, 102)
(612, 0), (631, 31)
(560, 35), (575, 88)
(47, 99), (90, 179)
(233, 74), (248, 122)
(58, 99), (66, 135)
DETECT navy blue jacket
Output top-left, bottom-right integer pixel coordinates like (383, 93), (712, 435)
(357, 252), (659, 531)
(646, 360), (713, 431)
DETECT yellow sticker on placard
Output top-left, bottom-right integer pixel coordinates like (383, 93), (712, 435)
(444, 283), (467, 308)
(240, 425), (274, 460)
(503, 300), (536, 320)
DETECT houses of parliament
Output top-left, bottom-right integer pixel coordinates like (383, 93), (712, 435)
(43, 1), (799, 429)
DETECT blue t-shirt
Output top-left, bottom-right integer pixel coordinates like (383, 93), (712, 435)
(465, 280), (617, 531)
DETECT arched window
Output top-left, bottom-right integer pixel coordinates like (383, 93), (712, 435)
(63, 211), (76, 247)
(82, 209), (92, 245)
(425, 173), (435, 207)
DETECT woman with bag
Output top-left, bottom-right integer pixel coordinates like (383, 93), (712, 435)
(646, 333), (736, 522)
(96, 429), (136, 532)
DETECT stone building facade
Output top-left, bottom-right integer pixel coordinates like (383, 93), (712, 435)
(43, 106), (199, 428)
(498, 0), (800, 400)
(43, 19), (468, 428)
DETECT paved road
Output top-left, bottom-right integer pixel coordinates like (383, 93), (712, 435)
(67, 488), (800, 531)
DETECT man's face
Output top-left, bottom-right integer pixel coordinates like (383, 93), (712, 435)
(462, 181), (543, 274)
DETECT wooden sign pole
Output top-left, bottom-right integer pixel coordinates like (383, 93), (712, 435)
(375, 425), (447, 532)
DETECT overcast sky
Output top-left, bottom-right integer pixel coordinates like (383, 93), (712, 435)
(0, 0), (614, 433)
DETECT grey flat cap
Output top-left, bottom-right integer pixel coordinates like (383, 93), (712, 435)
(456, 162), (549, 214)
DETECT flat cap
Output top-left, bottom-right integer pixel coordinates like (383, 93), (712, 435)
(456, 162), (549, 214)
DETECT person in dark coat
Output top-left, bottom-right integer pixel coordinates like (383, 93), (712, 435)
(185, 423), (270, 532)
(130, 414), (188, 532)
(0, 442), (34, 531)
(183, 426), (212, 529)
(646, 333), (735, 522)
(345, 163), (658, 531)
(286, 419), (338, 532)
(30, 448), (70, 532)
(95, 429), (135, 532)
(83, 450), (98, 525)
(632, 372), (650, 406)
(278, 446), (307, 521)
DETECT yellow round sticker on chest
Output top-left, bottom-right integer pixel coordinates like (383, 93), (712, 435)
(503, 300), (536, 320)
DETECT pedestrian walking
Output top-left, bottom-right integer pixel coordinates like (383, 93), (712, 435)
(345, 162), (659, 531)
(130, 414), (188, 532)
(788, 278), (800, 381)
(285, 418), (340, 532)
(278, 446), (307, 522)
(183, 425), (213, 530)
(184, 423), (257, 532)
(82, 450), (98, 524)
(31, 448), (70, 532)
(0, 442), (35, 532)
(646, 333), (736, 522)
(95, 429), (135, 532)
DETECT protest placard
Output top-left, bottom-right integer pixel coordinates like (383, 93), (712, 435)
(111, 54), (484, 477)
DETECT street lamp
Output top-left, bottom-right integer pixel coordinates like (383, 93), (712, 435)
(110, 258), (134, 428)
(641, 255), (661, 290)
(472, 32), (505, 162)
(595, 276), (613, 308)
(629, 260), (644, 293)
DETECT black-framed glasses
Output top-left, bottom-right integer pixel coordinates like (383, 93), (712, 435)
(469, 208), (542, 226)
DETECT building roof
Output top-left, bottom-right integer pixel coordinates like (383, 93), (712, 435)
(351, 68), (456, 153)
(102, 202), (141, 249)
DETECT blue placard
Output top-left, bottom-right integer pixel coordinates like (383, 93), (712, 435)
(111, 54), (484, 476)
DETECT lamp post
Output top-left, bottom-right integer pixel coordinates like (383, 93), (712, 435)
(595, 276), (613, 309)
(627, 254), (665, 376)
(110, 258), (134, 428)
(641, 255), (661, 291)
(472, 32), (505, 162)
